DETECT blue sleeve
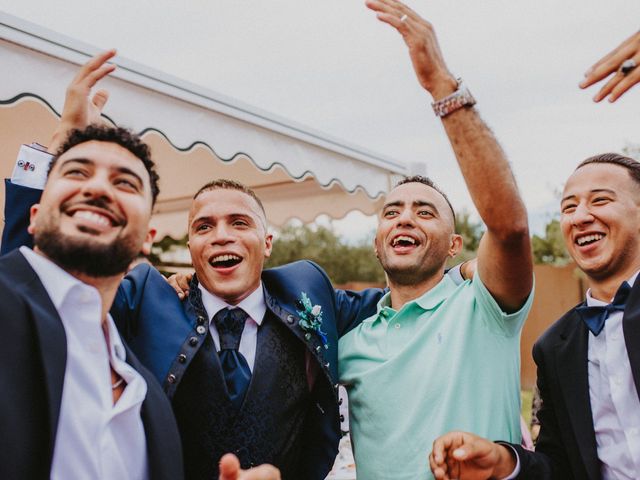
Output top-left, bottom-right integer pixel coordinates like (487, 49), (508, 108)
(111, 263), (156, 340)
(1, 179), (41, 254)
(334, 287), (386, 337)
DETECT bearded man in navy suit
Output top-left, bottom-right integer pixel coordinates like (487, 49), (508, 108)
(1, 50), (382, 480)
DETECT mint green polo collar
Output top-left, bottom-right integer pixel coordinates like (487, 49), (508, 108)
(374, 274), (457, 323)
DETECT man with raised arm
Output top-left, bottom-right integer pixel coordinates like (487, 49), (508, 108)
(336, 1), (534, 479)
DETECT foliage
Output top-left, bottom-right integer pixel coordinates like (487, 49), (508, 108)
(531, 219), (570, 265)
(265, 224), (385, 284)
(449, 211), (484, 267)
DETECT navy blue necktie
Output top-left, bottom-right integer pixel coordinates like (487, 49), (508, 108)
(213, 307), (252, 409)
(576, 281), (631, 336)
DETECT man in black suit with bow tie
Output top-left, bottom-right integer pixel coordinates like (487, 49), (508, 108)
(429, 152), (640, 480)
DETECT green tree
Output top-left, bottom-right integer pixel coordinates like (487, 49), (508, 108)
(266, 224), (385, 284)
(450, 210), (484, 266)
(531, 219), (570, 265)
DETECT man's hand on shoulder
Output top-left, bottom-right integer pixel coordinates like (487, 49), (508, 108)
(166, 271), (193, 299)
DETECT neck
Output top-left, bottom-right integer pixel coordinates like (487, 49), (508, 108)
(588, 264), (640, 302)
(387, 271), (444, 310)
(34, 247), (123, 325)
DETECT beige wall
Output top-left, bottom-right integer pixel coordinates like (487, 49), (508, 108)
(520, 263), (586, 388)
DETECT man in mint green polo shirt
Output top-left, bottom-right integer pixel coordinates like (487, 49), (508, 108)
(338, 2), (535, 479)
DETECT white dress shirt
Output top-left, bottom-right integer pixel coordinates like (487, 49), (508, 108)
(198, 282), (267, 371)
(586, 271), (640, 480)
(21, 247), (149, 480)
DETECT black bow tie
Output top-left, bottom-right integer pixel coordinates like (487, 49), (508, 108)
(575, 281), (631, 336)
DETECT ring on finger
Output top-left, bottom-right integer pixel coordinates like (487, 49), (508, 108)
(620, 58), (637, 76)
(400, 14), (408, 23)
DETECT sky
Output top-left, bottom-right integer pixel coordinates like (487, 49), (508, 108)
(2, 0), (639, 239)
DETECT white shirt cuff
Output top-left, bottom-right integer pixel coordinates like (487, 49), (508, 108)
(498, 443), (521, 479)
(11, 143), (53, 189)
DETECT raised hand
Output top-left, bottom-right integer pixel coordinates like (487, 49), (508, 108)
(429, 431), (516, 480)
(48, 49), (117, 153)
(579, 31), (640, 103)
(218, 453), (281, 480)
(365, 0), (458, 99)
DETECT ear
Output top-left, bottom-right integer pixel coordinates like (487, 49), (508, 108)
(140, 227), (157, 256)
(264, 233), (273, 258)
(373, 237), (379, 259)
(448, 233), (463, 258)
(27, 203), (41, 235)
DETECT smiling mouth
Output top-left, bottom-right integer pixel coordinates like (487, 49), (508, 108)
(210, 254), (243, 268)
(72, 210), (116, 227)
(391, 235), (419, 247)
(575, 233), (605, 247)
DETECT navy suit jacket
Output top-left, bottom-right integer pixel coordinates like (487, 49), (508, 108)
(511, 275), (640, 480)
(113, 261), (382, 479)
(0, 249), (184, 480)
(2, 179), (384, 479)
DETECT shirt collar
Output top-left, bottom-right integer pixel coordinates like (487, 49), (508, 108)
(373, 274), (456, 321)
(105, 312), (127, 361)
(19, 246), (95, 311)
(198, 282), (266, 326)
(585, 270), (640, 306)
(20, 246), (126, 361)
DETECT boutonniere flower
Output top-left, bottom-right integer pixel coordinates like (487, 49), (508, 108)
(296, 292), (329, 349)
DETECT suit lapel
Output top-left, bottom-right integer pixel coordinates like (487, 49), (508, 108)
(263, 287), (333, 385)
(623, 275), (640, 401)
(1, 251), (67, 447)
(554, 309), (600, 480)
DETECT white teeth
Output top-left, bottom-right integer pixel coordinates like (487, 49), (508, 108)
(74, 210), (111, 227)
(211, 254), (241, 263)
(392, 235), (417, 247)
(576, 233), (604, 246)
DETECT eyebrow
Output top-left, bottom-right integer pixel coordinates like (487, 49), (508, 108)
(382, 199), (440, 213)
(190, 213), (257, 227)
(561, 188), (616, 203)
(59, 157), (145, 188)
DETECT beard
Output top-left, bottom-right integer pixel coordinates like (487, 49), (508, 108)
(34, 220), (140, 278)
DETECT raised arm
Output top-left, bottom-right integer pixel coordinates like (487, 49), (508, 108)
(1, 50), (117, 254)
(366, 0), (532, 312)
(48, 49), (117, 152)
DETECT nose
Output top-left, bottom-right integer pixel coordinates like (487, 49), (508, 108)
(210, 222), (235, 245)
(80, 173), (114, 203)
(570, 202), (595, 226)
(395, 208), (415, 227)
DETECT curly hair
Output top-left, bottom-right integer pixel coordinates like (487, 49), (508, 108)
(49, 124), (160, 205)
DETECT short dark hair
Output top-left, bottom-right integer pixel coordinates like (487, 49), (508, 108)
(193, 179), (266, 217)
(395, 175), (456, 224)
(576, 152), (640, 187)
(50, 124), (160, 205)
